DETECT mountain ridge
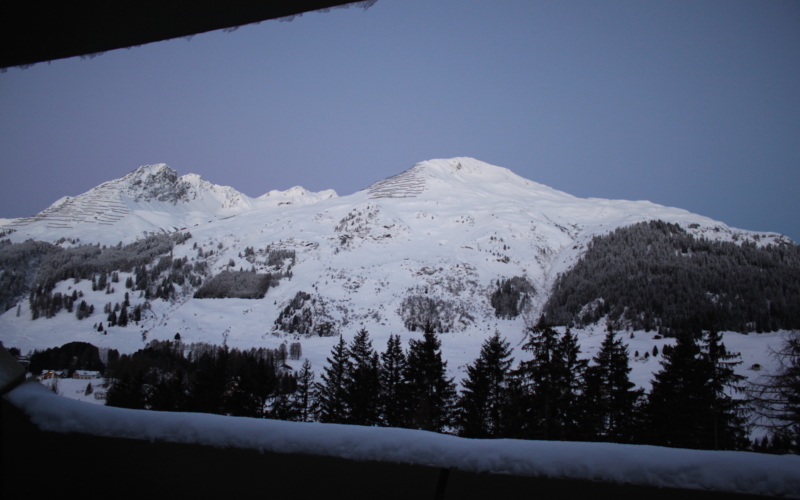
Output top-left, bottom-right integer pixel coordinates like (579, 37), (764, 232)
(1, 157), (791, 248)
(0, 157), (796, 398)
(2, 163), (338, 242)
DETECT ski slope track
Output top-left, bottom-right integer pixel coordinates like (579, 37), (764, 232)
(0, 158), (794, 401)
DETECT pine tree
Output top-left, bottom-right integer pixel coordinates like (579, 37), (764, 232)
(512, 318), (565, 440)
(188, 348), (229, 415)
(646, 332), (707, 448)
(404, 325), (456, 432)
(580, 327), (643, 442)
(269, 376), (298, 420)
(270, 390), (298, 421)
(118, 306), (128, 327)
(557, 328), (588, 440)
(226, 360), (266, 417)
(646, 331), (748, 450)
(346, 328), (381, 426)
(379, 334), (408, 428)
(317, 335), (351, 423)
(748, 331), (800, 454)
(702, 330), (750, 450)
(290, 359), (317, 422)
(243, 354), (280, 418)
(455, 332), (513, 438)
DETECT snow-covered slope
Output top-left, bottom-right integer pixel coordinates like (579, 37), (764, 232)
(0, 157), (793, 398)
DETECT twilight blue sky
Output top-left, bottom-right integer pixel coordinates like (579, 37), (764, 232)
(1, 1), (799, 240)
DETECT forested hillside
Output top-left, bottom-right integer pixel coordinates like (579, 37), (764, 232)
(543, 221), (800, 334)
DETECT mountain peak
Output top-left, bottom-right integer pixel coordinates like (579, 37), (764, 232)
(367, 157), (565, 201)
(256, 185), (338, 207)
(118, 164), (184, 203)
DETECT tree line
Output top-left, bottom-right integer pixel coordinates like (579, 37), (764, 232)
(104, 340), (299, 417)
(99, 322), (800, 454)
(308, 321), (749, 450)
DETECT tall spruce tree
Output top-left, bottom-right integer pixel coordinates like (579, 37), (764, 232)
(702, 330), (750, 450)
(227, 358), (267, 417)
(646, 332), (707, 448)
(456, 332), (514, 438)
(379, 334), (408, 428)
(346, 328), (381, 426)
(187, 347), (230, 415)
(270, 390), (297, 421)
(748, 331), (800, 454)
(512, 318), (565, 440)
(404, 325), (456, 432)
(290, 359), (317, 422)
(646, 331), (748, 450)
(557, 328), (588, 440)
(317, 335), (351, 423)
(580, 327), (643, 442)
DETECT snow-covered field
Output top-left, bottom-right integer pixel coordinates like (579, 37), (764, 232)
(39, 376), (107, 406)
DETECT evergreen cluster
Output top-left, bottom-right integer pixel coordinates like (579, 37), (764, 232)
(193, 270), (276, 299)
(237, 246), (295, 270)
(398, 294), (474, 333)
(102, 293), (146, 328)
(266, 248), (296, 269)
(544, 220), (800, 333)
(645, 330), (749, 450)
(102, 323), (754, 452)
(3, 232), (200, 320)
(454, 321), (749, 450)
(29, 288), (93, 320)
(34, 232), (191, 293)
(131, 254), (205, 300)
(55, 323), (799, 455)
(273, 291), (337, 337)
(316, 327), (456, 432)
(28, 341), (108, 376)
(0, 240), (61, 311)
(490, 276), (535, 319)
(106, 340), (302, 417)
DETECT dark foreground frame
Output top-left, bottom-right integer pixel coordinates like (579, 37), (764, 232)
(1, 1), (362, 69)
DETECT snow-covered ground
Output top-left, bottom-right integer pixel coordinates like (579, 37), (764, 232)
(0, 157), (793, 434)
(39, 376), (107, 406)
(7, 381), (799, 497)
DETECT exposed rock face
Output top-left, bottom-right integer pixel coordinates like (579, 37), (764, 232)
(121, 164), (187, 203)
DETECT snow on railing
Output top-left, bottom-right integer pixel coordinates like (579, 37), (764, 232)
(6, 381), (800, 498)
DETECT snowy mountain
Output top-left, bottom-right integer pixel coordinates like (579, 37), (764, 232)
(0, 157), (795, 395)
(1, 163), (337, 243)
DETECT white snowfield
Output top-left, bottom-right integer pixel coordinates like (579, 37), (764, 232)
(8, 381), (800, 498)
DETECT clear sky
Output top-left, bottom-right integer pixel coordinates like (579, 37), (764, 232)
(1, 0), (798, 241)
